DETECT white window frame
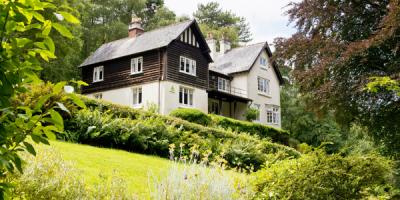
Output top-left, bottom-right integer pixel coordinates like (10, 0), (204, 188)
(260, 57), (268, 68)
(179, 56), (196, 76)
(93, 66), (104, 82)
(257, 77), (270, 95)
(266, 105), (279, 125)
(179, 86), (194, 107)
(93, 93), (102, 99)
(131, 57), (143, 75)
(217, 77), (230, 92)
(132, 87), (142, 107)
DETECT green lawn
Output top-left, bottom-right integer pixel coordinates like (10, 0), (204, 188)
(49, 141), (173, 198)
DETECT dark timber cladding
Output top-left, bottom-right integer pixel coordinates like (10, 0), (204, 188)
(81, 49), (164, 94)
(166, 40), (209, 89)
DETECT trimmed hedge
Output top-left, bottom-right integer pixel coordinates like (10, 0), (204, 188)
(210, 114), (291, 145)
(170, 108), (212, 126)
(65, 109), (300, 171)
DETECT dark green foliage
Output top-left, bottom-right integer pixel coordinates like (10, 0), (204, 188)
(243, 107), (259, 122)
(170, 108), (212, 126)
(210, 115), (291, 146)
(253, 150), (397, 199)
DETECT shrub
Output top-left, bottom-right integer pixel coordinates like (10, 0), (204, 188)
(7, 145), (134, 199)
(244, 107), (259, 122)
(252, 150), (397, 199)
(210, 114), (291, 145)
(65, 109), (300, 171)
(170, 108), (212, 126)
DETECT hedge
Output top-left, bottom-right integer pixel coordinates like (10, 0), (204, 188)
(170, 108), (212, 126)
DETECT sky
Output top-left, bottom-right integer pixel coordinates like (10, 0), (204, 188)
(164, 0), (299, 47)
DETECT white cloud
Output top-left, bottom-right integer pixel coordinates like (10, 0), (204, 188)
(164, 0), (298, 47)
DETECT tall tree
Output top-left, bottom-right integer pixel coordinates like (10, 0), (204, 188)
(194, 2), (252, 44)
(274, 0), (400, 157)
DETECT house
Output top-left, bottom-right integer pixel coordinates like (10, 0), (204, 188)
(79, 18), (284, 127)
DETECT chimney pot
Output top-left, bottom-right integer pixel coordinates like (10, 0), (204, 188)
(128, 16), (144, 38)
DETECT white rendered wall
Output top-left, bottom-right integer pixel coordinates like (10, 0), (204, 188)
(159, 80), (208, 115)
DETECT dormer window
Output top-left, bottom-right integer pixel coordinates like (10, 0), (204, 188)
(93, 66), (104, 82)
(131, 57), (143, 74)
(179, 56), (196, 76)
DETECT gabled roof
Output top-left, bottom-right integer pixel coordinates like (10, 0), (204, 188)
(210, 42), (284, 85)
(80, 20), (210, 67)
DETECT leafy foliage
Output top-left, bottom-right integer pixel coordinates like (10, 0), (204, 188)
(243, 107), (259, 122)
(170, 108), (212, 126)
(0, 0), (83, 196)
(274, 0), (400, 157)
(253, 150), (397, 199)
(194, 2), (252, 44)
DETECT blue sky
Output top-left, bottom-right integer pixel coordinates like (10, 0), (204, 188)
(164, 0), (299, 47)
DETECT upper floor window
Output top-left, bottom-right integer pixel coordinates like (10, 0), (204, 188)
(179, 86), (193, 106)
(131, 57), (143, 74)
(260, 57), (268, 67)
(93, 66), (104, 82)
(94, 93), (102, 99)
(180, 56), (196, 76)
(218, 77), (230, 92)
(266, 106), (279, 124)
(257, 77), (270, 95)
(132, 87), (142, 106)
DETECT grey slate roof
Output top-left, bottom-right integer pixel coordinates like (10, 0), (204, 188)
(80, 20), (194, 67)
(210, 42), (284, 85)
(210, 42), (267, 75)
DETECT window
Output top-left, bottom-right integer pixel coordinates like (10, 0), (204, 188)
(266, 106), (279, 124)
(93, 93), (102, 99)
(179, 87), (194, 106)
(179, 56), (196, 76)
(253, 104), (260, 121)
(93, 66), (104, 82)
(260, 57), (268, 67)
(257, 77), (270, 95)
(218, 77), (230, 92)
(131, 57), (143, 74)
(132, 87), (142, 106)
(209, 100), (220, 114)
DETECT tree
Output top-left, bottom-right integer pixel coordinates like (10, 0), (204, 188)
(0, 0), (85, 196)
(194, 2), (252, 44)
(274, 0), (400, 157)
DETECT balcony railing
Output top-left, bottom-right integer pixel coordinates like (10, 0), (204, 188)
(209, 83), (248, 98)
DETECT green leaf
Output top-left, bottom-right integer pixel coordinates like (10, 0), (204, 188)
(32, 11), (45, 22)
(53, 81), (67, 94)
(16, 38), (31, 47)
(14, 156), (23, 173)
(69, 94), (86, 109)
(76, 80), (88, 86)
(59, 11), (80, 24)
(31, 134), (50, 145)
(17, 6), (33, 24)
(43, 37), (55, 53)
(42, 20), (52, 36)
(53, 23), (73, 39)
(23, 142), (36, 156)
(34, 94), (52, 111)
(43, 126), (58, 140)
(49, 109), (64, 130)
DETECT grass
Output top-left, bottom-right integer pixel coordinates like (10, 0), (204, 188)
(48, 140), (174, 198)
(46, 141), (248, 199)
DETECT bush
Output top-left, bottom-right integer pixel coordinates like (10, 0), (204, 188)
(244, 107), (259, 122)
(7, 145), (134, 199)
(65, 109), (300, 171)
(170, 108), (212, 126)
(252, 150), (397, 199)
(210, 114), (291, 145)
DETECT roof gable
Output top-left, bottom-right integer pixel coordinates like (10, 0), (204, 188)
(210, 42), (284, 85)
(80, 20), (211, 67)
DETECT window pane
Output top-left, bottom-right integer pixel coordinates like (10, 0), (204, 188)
(99, 70), (103, 80)
(138, 58), (142, 72)
(179, 87), (183, 103)
(133, 89), (137, 104)
(138, 90), (142, 104)
(180, 57), (185, 71)
(183, 91), (188, 104)
(186, 58), (190, 73)
(189, 90), (193, 105)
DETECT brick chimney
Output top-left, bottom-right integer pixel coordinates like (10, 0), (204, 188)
(128, 17), (144, 38)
